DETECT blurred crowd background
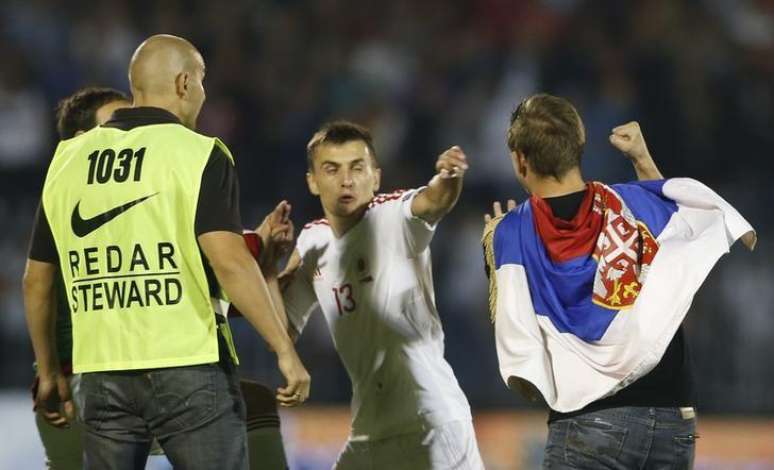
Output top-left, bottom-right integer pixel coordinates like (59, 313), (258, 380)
(1, 0), (772, 438)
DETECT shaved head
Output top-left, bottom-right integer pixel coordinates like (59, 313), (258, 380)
(128, 34), (206, 129)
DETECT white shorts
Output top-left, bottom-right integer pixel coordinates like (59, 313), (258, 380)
(334, 420), (484, 470)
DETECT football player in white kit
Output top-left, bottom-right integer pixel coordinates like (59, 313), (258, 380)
(278, 121), (485, 469)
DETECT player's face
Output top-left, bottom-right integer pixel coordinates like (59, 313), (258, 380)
(307, 140), (381, 219)
(95, 100), (130, 125)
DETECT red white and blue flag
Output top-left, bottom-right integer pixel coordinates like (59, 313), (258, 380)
(483, 178), (755, 412)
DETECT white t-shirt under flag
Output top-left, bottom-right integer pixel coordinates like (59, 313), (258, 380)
(284, 189), (472, 441)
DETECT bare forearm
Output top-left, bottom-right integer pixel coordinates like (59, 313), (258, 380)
(214, 260), (294, 354)
(412, 145), (469, 224)
(201, 231), (309, 403)
(609, 122), (664, 180)
(633, 157), (663, 180)
(23, 262), (59, 377)
(428, 174), (463, 208)
(25, 295), (58, 376)
(414, 175), (463, 224)
(266, 274), (289, 331)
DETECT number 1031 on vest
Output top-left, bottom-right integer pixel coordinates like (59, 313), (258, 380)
(86, 147), (146, 184)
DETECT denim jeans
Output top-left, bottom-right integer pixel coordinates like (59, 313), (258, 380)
(79, 359), (247, 470)
(543, 407), (696, 469)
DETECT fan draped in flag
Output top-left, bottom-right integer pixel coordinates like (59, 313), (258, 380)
(483, 178), (755, 412)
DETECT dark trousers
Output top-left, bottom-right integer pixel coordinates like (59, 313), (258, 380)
(79, 359), (247, 470)
(543, 407), (696, 469)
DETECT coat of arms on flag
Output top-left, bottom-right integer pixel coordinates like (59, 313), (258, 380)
(591, 185), (659, 310)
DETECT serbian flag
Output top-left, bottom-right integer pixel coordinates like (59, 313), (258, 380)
(482, 178), (755, 412)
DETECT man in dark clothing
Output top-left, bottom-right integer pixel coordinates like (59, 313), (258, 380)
(32, 86), (130, 470)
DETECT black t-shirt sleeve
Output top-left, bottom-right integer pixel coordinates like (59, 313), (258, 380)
(195, 145), (242, 235)
(28, 201), (59, 263)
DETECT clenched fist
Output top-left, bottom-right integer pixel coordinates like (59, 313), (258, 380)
(275, 347), (311, 407)
(436, 146), (469, 179)
(609, 121), (651, 163)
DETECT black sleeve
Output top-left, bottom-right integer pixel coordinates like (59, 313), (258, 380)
(28, 201), (59, 263)
(195, 145), (243, 235)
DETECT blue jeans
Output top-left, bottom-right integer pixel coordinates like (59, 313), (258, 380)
(543, 407), (696, 469)
(79, 359), (247, 470)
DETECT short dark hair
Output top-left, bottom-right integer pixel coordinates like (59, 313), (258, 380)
(506, 93), (586, 180)
(56, 87), (129, 139)
(306, 120), (378, 170)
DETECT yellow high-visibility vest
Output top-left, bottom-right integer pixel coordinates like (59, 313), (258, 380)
(42, 122), (233, 373)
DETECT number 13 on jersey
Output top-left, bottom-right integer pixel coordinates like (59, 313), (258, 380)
(332, 283), (356, 316)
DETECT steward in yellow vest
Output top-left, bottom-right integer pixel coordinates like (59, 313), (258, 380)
(24, 34), (309, 469)
(40, 108), (229, 372)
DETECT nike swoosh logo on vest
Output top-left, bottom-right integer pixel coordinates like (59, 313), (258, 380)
(71, 193), (158, 238)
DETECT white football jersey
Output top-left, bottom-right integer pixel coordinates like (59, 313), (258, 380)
(284, 188), (473, 441)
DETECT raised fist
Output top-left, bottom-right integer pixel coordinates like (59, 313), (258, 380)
(435, 146), (469, 179)
(609, 121), (651, 163)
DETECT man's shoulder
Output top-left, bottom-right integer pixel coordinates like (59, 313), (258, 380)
(177, 128), (230, 159)
(135, 125), (227, 161)
(489, 202), (534, 267)
(296, 219), (332, 261)
(302, 218), (331, 232)
(363, 189), (417, 223)
(368, 189), (412, 210)
(497, 201), (531, 233)
(299, 218), (332, 243)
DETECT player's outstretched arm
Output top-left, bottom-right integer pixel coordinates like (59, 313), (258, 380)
(411, 145), (469, 225)
(610, 121), (664, 180)
(23, 259), (75, 427)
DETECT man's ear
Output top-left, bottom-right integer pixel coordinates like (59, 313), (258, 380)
(516, 151), (529, 179)
(372, 168), (381, 193)
(306, 171), (319, 196)
(175, 72), (188, 98)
